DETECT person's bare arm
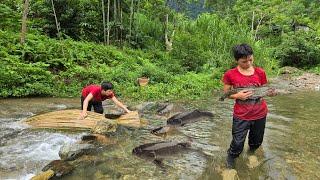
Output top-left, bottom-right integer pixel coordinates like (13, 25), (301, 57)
(111, 96), (131, 113)
(223, 84), (253, 101)
(79, 93), (93, 119)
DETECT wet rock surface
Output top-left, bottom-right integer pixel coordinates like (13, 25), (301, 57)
(221, 169), (239, 180)
(81, 134), (116, 145)
(31, 170), (54, 180)
(59, 143), (96, 161)
(92, 119), (117, 134)
(42, 160), (74, 177)
(133, 102), (182, 116)
(247, 155), (260, 169)
(271, 67), (320, 92)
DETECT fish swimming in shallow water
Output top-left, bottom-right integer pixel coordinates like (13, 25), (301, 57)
(104, 113), (123, 119)
(167, 110), (213, 126)
(132, 141), (191, 167)
(151, 110), (213, 136)
(132, 139), (211, 168)
(219, 86), (276, 101)
(150, 126), (172, 136)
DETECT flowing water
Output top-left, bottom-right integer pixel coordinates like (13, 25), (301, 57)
(0, 92), (319, 179)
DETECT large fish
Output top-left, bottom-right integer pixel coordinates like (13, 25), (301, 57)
(132, 141), (191, 167)
(219, 86), (276, 101)
(151, 110), (213, 136)
(166, 110), (213, 126)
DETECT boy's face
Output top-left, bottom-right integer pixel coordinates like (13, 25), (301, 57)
(237, 55), (254, 69)
(102, 90), (113, 96)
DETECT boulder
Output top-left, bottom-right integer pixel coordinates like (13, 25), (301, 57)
(42, 160), (74, 177)
(59, 143), (96, 161)
(31, 170), (54, 180)
(81, 134), (116, 145)
(92, 119), (117, 134)
(221, 169), (239, 180)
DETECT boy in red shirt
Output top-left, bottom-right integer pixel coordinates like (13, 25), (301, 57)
(222, 44), (274, 169)
(79, 81), (131, 119)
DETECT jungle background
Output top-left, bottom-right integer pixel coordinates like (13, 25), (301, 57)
(1, 0), (320, 100)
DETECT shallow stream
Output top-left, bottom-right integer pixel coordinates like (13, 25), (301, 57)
(0, 92), (319, 179)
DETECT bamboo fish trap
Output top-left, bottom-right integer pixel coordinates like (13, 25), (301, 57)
(24, 109), (144, 130)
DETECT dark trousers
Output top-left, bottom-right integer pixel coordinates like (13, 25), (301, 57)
(227, 116), (266, 158)
(81, 97), (103, 114)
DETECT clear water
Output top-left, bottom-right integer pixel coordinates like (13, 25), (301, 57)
(0, 92), (319, 179)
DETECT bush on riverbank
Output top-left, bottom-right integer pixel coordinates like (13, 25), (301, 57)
(0, 30), (222, 99)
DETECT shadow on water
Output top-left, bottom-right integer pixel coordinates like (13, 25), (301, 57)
(0, 92), (319, 179)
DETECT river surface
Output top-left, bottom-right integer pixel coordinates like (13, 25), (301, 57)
(0, 92), (319, 179)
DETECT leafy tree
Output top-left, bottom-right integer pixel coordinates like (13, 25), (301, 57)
(0, 2), (21, 31)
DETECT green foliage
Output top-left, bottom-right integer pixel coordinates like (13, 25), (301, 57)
(309, 66), (320, 75)
(133, 13), (164, 49)
(274, 31), (320, 68)
(0, 57), (54, 97)
(0, 28), (225, 100)
(171, 30), (210, 72)
(2, 0), (320, 100)
(120, 72), (221, 101)
(0, 3), (21, 31)
(231, 0), (320, 71)
(171, 13), (253, 71)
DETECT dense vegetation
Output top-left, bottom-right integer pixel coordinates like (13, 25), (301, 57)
(1, 0), (319, 100)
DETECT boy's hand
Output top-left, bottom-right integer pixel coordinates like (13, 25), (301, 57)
(79, 111), (88, 120)
(266, 88), (277, 97)
(235, 90), (254, 100)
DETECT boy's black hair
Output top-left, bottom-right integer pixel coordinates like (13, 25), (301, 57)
(233, 43), (253, 61)
(101, 81), (113, 90)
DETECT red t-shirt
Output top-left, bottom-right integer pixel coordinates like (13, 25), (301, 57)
(81, 85), (114, 102)
(223, 67), (268, 120)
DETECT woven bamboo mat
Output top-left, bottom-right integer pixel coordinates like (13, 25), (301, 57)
(24, 109), (143, 130)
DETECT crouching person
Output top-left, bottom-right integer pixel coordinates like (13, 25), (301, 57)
(79, 81), (131, 119)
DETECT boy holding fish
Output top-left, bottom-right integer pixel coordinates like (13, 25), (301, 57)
(222, 43), (276, 169)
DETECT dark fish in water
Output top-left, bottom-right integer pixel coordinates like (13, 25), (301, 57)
(157, 103), (174, 115)
(81, 135), (97, 141)
(151, 110), (213, 136)
(167, 110), (213, 126)
(219, 86), (276, 101)
(150, 126), (172, 136)
(132, 141), (191, 167)
(104, 113), (123, 119)
(150, 126), (183, 138)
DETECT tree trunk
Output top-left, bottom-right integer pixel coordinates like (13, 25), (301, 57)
(254, 14), (265, 41)
(114, 0), (117, 44)
(129, 0), (134, 40)
(165, 14), (174, 52)
(251, 11), (255, 38)
(51, 0), (61, 38)
(20, 0), (29, 44)
(135, 0), (140, 42)
(118, 0), (123, 46)
(107, 0), (110, 45)
(102, 0), (106, 45)
(51, 0), (65, 57)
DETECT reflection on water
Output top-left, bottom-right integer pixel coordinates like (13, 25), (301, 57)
(0, 92), (320, 179)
